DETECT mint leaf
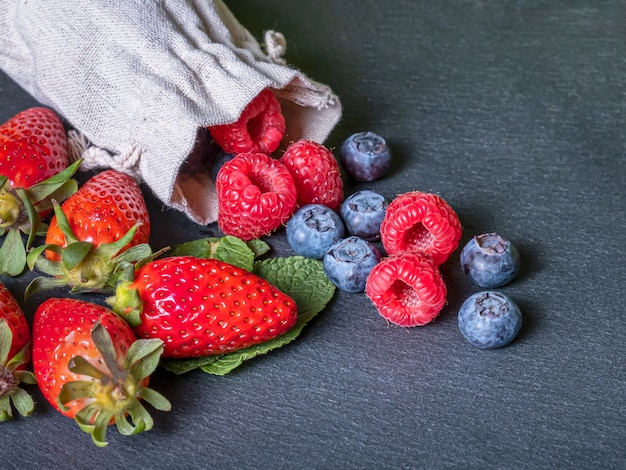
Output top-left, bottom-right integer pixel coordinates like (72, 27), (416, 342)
(170, 235), (258, 271)
(247, 239), (270, 258)
(161, 256), (335, 376)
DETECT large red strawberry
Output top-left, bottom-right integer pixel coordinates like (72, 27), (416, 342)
(216, 152), (297, 241)
(0, 108), (79, 276)
(32, 297), (170, 447)
(280, 139), (344, 210)
(25, 170), (154, 295)
(111, 256), (298, 358)
(0, 107), (69, 189)
(208, 88), (285, 155)
(0, 281), (36, 421)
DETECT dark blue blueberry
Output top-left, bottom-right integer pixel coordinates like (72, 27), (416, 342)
(460, 233), (520, 288)
(340, 190), (388, 241)
(323, 236), (381, 292)
(458, 291), (522, 348)
(286, 204), (345, 259)
(339, 131), (391, 182)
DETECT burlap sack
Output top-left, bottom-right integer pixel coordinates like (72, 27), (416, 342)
(0, 0), (341, 225)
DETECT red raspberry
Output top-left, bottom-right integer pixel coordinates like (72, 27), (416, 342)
(280, 139), (343, 210)
(209, 88), (286, 155)
(365, 252), (447, 327)
(216, 152), (297, 241)
(380, 191), (462, 265)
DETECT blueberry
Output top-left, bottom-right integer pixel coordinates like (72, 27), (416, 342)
(286, 204), (345, 259)
(460, 233), (520, 288)
(458, 291), (522, 348)
(340, 190), (388, 241)
(323, 236), (381, 292)
(339, 131), (391, 182)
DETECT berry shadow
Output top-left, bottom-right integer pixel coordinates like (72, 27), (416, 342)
(513, 240), (543, 284)
(509, 295), (539, 345)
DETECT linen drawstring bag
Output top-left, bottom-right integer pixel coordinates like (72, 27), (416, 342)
(0, 0), (342, 225)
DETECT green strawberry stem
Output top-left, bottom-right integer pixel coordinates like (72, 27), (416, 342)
(0, 181), (21, 229)
(58, 321), (171, 447)
(0, 159), (82, 277)
(109, 281), (143, 328)
(0, 320), (36, 421)
(25, 201), (161, 298)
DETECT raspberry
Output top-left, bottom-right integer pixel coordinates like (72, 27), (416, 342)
(280, 139), (344, 210)
(208, 88), (286, 155)
(216, 152), (297, 241)
(365, 252), (447, 327)
(380, 191), (462, 265)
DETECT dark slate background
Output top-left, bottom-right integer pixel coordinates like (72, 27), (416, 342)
(1, 1), (625, 468)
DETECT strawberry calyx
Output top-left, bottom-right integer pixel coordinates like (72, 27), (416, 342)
(57, 321), (171, 447)
(0, 159), (82, 277)
(25, 201), (162, 298)
(108, 281), (143, 328)
(0, 320), (36, 422)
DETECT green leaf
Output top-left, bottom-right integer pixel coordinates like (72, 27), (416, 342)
(51, 200), (79, 244)
(33, 180), (78, 214)
(24, 276), (66, 301)
(0, 395), (13, 422)
(165, 256), (336, 376)
(247, 239), (270, 258)
(61, 242), (93, 271)
(137, 387), (172, 412)
(0, 320), (11, 365)
(10, 388), (35, 417)
(125, 338), (164, 381)
(170, 235), (258, 271)
(14, 187), (42, 249)
(24, 159), (82, 204)
(254, 256), (336, 318)
(0, 229), (26, 276)
(161, 355), (221, 375)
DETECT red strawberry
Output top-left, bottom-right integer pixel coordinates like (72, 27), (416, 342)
(216, 152), (297, 241)
(0, 108), (79, 277)
(280, 139), (344, 210)
(0, 281), (36, 421)
(45, 169), (150, 256)
(380, 191), (462, 265)
(111, 256), (298, 358)
(0, 107), (69, 189)
(24, 169), (154, 295)
(32, 297), (170, 447)
(209, 88), (286, 155)
(365, 252), (447, 327)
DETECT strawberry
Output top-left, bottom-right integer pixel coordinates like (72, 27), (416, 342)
(0, 108), (79, 276)
(111, 256), (298, 358)
(25, 170), (155, 295)
(0, 281), (36, 421)
(380, 191), (462, 265)
(280, 139), (344, 210)
(365, 252), (447, 327)
(32, 297), (170, 447)
(208, 88), (286, 155)
(45, 169), (150, 256)
(216, 152), (297, 241)
(0, 107), (69, 189)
